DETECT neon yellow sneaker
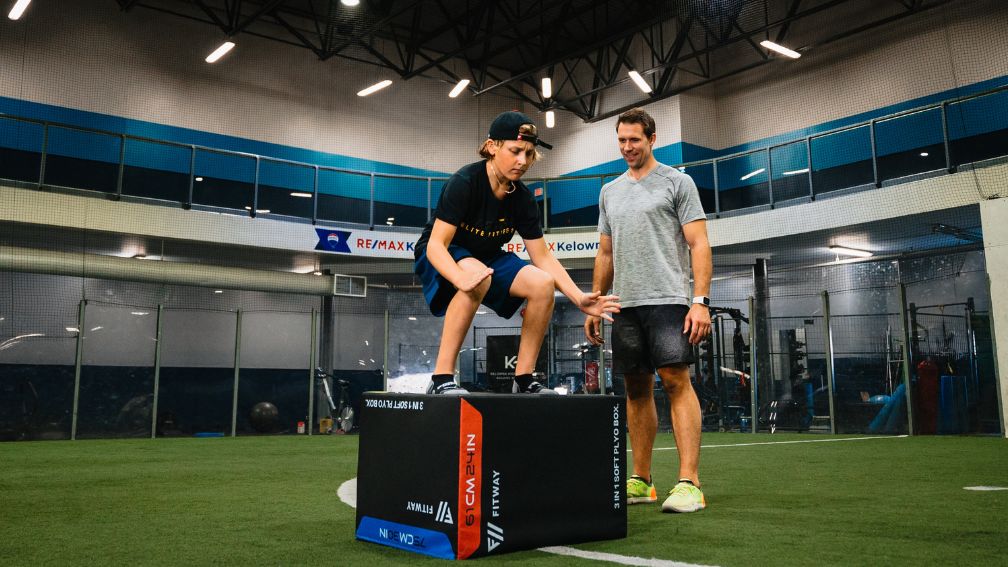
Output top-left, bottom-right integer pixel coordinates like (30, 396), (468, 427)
(662, 480), (706, 513)
(626, 475), (657, 504)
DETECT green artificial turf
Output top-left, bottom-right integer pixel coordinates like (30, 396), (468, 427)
(1, 433), (1006, 566)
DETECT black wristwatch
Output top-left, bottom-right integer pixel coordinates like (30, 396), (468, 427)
(692, 296), (710, 307)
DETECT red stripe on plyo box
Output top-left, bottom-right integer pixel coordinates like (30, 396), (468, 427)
(457, 399), (483, 559)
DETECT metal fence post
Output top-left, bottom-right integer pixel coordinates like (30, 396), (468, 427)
(116, 134), (126, 199)
(542, 180), (550, 231)
(312, 166), (319, 225)
(308, 309), (318, 436)
(383, 309), (391, 390)
(805, 136), (814, 199)
(231, 310), (242, 437)
(368, 173), (376, 228)
(898, 284), (915, 434)
(712, 159), (721, 216)
(39, 123), (49, 187)
(187, 146), (196, 209)
(150, 304), (164, 439)
(251, 156), (260, 217)
(766, 147), (775, 208)
(70, 299), (86, 440)
(941, 102), (954, 173)
(748, 295), (757, 433)
(822, 291), (837, 434)
(599, 320), (607, 396)
(870, 119), (880, 188)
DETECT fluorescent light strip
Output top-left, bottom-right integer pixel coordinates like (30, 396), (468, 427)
(205, 41), (236, 63)
(782, 168), (810, 176)
(449, 79), (470, 98)
(290, 192), (313, 198)
(740, 168), (766, 181)
(541, 77), (552, 99)
(760, 40), (801, 59)
(627, 70), (652, 93)
(357, 80), (393, 97)
(829, 245), (873, 258)
(7, 0), (30, 20)
(341, 0), (360, 5)
(545, 110), (555, 128)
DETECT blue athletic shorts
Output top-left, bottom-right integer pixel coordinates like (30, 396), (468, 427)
(611, 304), (696, 373)
(414, 245), (530, 319)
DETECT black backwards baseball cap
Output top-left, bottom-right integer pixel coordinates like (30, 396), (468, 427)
(487, 111), (553, 150)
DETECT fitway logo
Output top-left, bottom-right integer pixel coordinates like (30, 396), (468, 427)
(487, 469), (503, 552)
(405, 500), (454, 525)
(435, 501), (454, 525)
(487, 521), (504, 552)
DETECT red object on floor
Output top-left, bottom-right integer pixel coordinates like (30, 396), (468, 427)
(915, 359), (939, 434)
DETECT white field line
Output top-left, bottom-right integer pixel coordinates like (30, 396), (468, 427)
(537, 546), (718, 567)
(648, 435), (908, 451)
(963, 486), (1008, 491)
(338, 477), (358, 508)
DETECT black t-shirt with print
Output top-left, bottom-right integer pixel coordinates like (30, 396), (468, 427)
(415, 160), (543, 261)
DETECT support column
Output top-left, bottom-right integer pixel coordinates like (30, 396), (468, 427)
(752, 259), (774, 417)
(979, 198), (1008, 438)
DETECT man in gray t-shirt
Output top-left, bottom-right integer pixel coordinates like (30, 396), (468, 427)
(585, 108), (713, 514)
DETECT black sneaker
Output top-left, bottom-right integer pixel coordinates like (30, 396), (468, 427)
(512, 380), (560, 395)
(426, 380), (468, 395)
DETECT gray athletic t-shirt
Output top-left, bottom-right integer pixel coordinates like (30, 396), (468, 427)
(598, 163), (706, 307)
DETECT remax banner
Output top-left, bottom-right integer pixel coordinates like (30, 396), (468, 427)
(312, 227), (600, 260)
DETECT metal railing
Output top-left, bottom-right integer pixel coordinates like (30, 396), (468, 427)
(1, 82), (1005, 229)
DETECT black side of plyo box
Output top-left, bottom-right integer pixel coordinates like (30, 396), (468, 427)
(356, 393), (460, 560)
(355, 392), (627, 560)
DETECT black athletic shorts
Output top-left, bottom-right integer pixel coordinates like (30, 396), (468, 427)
(611, 304), (695, 374)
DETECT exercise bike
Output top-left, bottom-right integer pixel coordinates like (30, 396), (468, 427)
(314, 368), (356, 434)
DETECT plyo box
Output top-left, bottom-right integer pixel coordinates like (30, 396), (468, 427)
(355, 392), (627, 560)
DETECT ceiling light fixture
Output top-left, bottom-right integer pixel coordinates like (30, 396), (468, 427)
(760, 40), (801, 59)
(545, 110), (555, 128)
(740, 168), (766, 181)
(290, 192), (312, 198)
(829, 245), (873, 258)
(782, 168), (810, 176)
(449, 79), (470, 98)
(340, 0), (360, 6)
(541, 77), (552, 99)
(920, 152), (929, 157)
(7, 0), (31, 20)
(205, 41), (236, 63)
(627, 70), (652, 93)
(195, 177), (204, 182)
(357, 79), (392, 97)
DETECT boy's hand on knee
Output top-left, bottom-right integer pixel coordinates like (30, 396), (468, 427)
(456, 267), (493, 292)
